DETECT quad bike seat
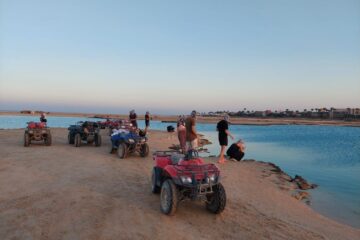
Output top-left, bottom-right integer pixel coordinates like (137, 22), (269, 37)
(170, 153), (185, 165)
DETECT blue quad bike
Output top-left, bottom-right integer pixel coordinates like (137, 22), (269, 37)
(110, 130), (149, 158)
(68, 121), (102, 147)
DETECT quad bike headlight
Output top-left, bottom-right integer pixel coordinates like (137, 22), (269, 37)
(128, 139), (135, 143)
(207, 174), (216, 183)
(28, 130), (33, 134)
(180, 176), (192, 184)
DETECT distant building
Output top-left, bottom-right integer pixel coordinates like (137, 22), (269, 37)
(254, 111), (266, 117)
(330, 108), (350, 119)
(349, 108), (360, 116)
(265, 110), (272, 116)
(311, 112), (320, 118)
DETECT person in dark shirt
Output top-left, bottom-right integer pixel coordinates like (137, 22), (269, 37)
(145, 111), (150, 130)
(227, 140), (246, 161)
(217, 115), (234, 164)
(40, 113), (47, 123)
(129, 110), (138, 129)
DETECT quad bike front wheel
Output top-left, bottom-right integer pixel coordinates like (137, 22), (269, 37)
(206, 183), (226, 214)
(117, 143), (128, 159)
(45, 133), (52, 146)
(95, 134), (102, 147)
(24, 133), (30, 147)
(160, 179), (179, 215)
(74, 133), (81, 147)
(140, 143), (149, 157)
(68, 133), (74, 144)
(151, 168), (161, 194)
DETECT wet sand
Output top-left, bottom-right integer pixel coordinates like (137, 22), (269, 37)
(0, 129), (359, 240)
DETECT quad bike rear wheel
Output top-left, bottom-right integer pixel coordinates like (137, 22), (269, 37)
(117, 143), (128, 159)
(24, 133), (30, 147)
(45, 133), (52, 146)
(151, 168), (161, 194)
(74, 133), (81, 147)
(68, 133), (74, 144)
(206, 183), (226, 214)
(160, 179), (179, 215)
(95, 134), (102, 147)
(140, 143), (149, 157)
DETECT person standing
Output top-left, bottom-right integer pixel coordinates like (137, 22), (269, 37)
(129, 110), (138, 129)
(185, 110), (198, 151)
(217, 115), (234, 164)
(145, 111), (150, 131)
(177, 115), (186, 153)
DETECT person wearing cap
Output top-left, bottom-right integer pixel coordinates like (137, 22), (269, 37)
(217, 115), (234, 163)
(129, 110), (138, 129)
(185, 110), (198, 151)
(227, 139), (246, 161)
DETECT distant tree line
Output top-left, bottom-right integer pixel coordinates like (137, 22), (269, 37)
(201, 108), (360, 120)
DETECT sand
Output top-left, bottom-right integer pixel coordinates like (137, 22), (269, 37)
(0, 129), (359, 240)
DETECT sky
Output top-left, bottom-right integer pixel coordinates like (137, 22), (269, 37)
(1, 0), (359, 114)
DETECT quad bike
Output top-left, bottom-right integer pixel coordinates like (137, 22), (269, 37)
(24, 122), (52, 147)
(67, 121), (102, 147)
(110, 129), (149, 158)
(97, 119), (111, 129)
(151, 150), (226, 215)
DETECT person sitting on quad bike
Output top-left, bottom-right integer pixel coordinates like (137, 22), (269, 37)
(82, 121), (90, 135)
(40, 113), (47, 123)
(68, 121), (101, 147)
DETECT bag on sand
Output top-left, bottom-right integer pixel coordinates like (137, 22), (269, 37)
(167, 125), (175, 132)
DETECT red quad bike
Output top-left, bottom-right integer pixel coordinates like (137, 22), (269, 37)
(151, 150), (226, 215)
(24, 122), (52, 147)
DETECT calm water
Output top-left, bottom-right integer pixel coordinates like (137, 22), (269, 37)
(1, 116), (360, 228)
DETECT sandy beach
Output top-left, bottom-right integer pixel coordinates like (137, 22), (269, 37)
(0, 128), (359, 240)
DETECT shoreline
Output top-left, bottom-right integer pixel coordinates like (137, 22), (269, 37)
(1, 111), (360, 127)
(0, 128), (359, 239)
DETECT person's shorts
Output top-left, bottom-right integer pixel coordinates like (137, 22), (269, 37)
(218, 134), (228, 146)
(186, 139), (198, 150)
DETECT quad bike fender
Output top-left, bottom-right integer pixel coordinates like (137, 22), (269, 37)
(163, 165), (179, 179)
(155, 156), (172, 169)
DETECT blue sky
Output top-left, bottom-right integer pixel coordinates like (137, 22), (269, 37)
(1, 0), (359, 114)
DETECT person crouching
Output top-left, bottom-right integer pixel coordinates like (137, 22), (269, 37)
(226, 140), (246, 161)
